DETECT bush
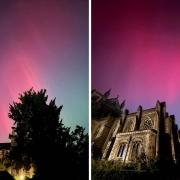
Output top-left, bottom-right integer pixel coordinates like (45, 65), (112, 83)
(92, 160), (180, 180)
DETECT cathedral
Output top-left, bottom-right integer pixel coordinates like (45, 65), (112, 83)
(92, 89), (180, 164)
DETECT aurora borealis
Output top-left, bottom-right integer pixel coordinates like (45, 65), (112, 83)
(92, 0), (180, 126)
(0, 0), (88, 142)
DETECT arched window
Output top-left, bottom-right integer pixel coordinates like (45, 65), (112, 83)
(131, 141), (142, 160)
(117, 143), (127, 159)
(141, 116), (153, 130)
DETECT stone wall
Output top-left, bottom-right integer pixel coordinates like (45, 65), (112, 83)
(92, 92), (180, 164)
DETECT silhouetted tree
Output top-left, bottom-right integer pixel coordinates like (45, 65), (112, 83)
(0, 171), (14, 180)
(8, 88), (88, 179)
(65, 125), (89, 180)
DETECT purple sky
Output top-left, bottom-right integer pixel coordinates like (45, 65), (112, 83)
(0, 0), (88, 142)
(92, 0), (180, 126)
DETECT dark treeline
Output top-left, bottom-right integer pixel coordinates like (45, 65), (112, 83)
(5, 88), (88, 179)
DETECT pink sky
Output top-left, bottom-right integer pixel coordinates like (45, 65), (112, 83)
(92, 0), (180, 126)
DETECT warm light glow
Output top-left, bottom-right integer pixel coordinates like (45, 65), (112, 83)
(8, 165), (34, 179)
(19, 175), (25, 180)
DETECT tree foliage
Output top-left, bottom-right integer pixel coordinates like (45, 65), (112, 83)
(92, 159), (180, 180)
(8, 88), (88, 179)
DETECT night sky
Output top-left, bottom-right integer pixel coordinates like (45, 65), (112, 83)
(92, 0), (180, 126)
(0, 0), (88, 142)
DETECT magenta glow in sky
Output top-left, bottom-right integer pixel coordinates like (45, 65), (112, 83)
(0, 0), (88, 142)
(92, 0), (180, 126)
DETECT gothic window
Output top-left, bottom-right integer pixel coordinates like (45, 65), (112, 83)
(117, 143), (127, 159)
(141, 116), (153, 130)
(131, 141), (142, 160)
